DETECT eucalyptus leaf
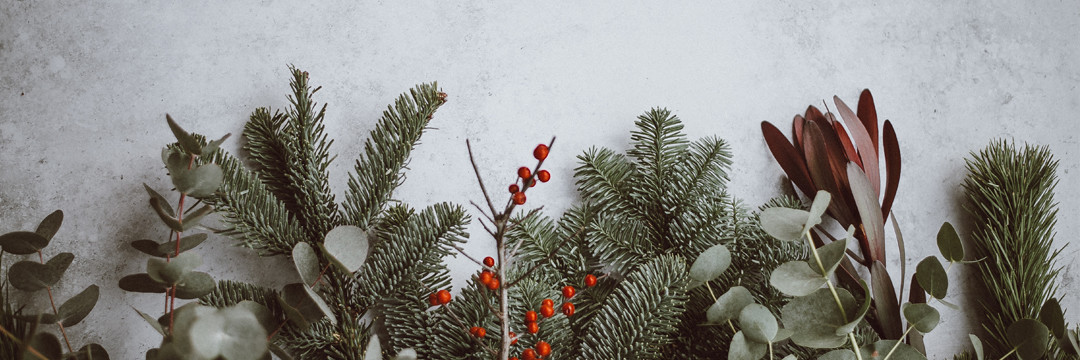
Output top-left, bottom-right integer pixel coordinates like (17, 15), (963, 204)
(180, 205), (215, 231)
(131, 240), (168, 257)
(818, 350), (857, 360)
(860, 340), (926, 360)
(364, 334), (382, 360)
(728, 331), (767, 360)
(133, 306), (166, 336)
(201, 133), (231, 156)
(118, 273), (168, 294)
(915, 256), (948, 299)
(166, 114), (203, 155)
(58, 284), (99, 327)
(806, 190), (831, 231)
(187, 306), (268, 360)
(936, 222), (964, 262)
(781, 356), (796, 360)
(172, 164), (223, 197)
(1064, 330), (1080, 356)
(234, 300), (279, 333)
(280, 283), (336, 329)
(9, 260), (61, 292)
(707, 286), (754, 324)
(47, 252), (75, 276)
(322, 226), (370, 273)
(970, 334), (985, 360)
(1007, 318), (1050, 360)
(836, 280), (872, 336)
(35, 209), (64, 241)
(773, 328), (793, 342)
(157, 233), (208, 257)
(814, 238), (847, 276)
(395, 348), (418, 360)
(739, 303), (778, 344)
(1039, 298), (1065, 339)
(292, 242), (321, 287)
(174, 271), (215, 299)
(149, 197), (183, 232)
(143, 184), (175, 218)
(25, 332), (62, 360)
(901, 303), (940, 333)
(847, 163), (885, 262)
(760, 207), (811, 242)
(0, 231), (49, 254)
(66, 343), (110, 360)
(782, 287), (857, 348)
(689, 244), (731, 284)
(146, 252), (202, 285)
(269, 344), (296, 360)
(770, 260), (826, 297)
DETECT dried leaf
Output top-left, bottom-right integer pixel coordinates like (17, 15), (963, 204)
(762, 121), (815, 196)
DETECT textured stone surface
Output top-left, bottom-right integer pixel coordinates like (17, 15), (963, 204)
(1, 1), (1077, 358)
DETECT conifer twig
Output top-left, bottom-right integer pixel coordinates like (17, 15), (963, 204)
(506, 224), (586, 288)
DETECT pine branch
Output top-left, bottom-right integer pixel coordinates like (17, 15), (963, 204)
(281, 67), (339, 238)
(574, 147), (640, 217)
(963, 140), (1063, 357)
(672, 136), (732, 209)
(243, 108), (297, 214)
(586, 214), (653, 277)
(342, 83), (448, 229)
(627, 108), (690, 249)
(580, 254), (690, 360)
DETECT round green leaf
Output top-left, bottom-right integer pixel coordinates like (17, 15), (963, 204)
(143, 183), (175, 218)
(187, 306), (268, 360)
(936, 222), (964, 262)
(395, 348), (418, 360)
(0, 231), (49, 254)
(131, 240), (168, 257)
(819, 350), (857, 360)
(47, 252), (74, 276)
(902, 303), (940, 333)
(58, 284), (99, 327)
(1007, 318), (1050, 360)
(174, 271), (216, 299)
(68, 343), (110, 360)
(35, 209), (64, 242)
(172, 164), (223, 197)
(836, 280), (873, 336)
(9, 260), (61, 292)
(739, 304), (778, 344)
(25, 332), (62, 360)
(782, 287), (857, 348)
(806, 190), (831, 231)
(915, 256), (948, 299)
(364, 334), (382, 360)
(760, 207), (811, 242)
(970, 334), (985, 360)
(234, 300), (279, 334)
(780, 355), (797, 360)
(814, 238), (847, 276)
(728, 331), (767, 360)
(1039, 298), (1065, 339)
(157, 233), (208, 257)
(133, 307), (166, 336)
(770, 260), (826, 296)
(860, 340), (926, 360)
(292, 242), (321, 287)
(322, 226), (370, 273)
(149, 197), (183, 232)
(689, 244), (731, 284)
(201, 133), (231, 156)
(166, 114), (203, 155)
(280, 283), (336, 329)
(146, 252), (202, 285)
(118, 273), (168, 294)
(707, 286), (755, 324)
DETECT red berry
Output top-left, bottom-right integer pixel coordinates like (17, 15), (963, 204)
(523, 348), (537, 360)
(534, 144), (549, 161)
(541, 298), (554, 308)
(483, 256), (495, 267)
(510, 331), (518, 345)
(486, 278), (500, 290)
(428, 293), (439, 306)
(584, 274), (598, 287)
(527, 322), (539, 334)
(562, 286), (576, 299)
(540, 305), (554, 318)
(561, 302), (575, 316)
(513, 191), (527, 205)
(537, 170), (550, 183)
(518, 167), (532, 179)
(469, 326), (486, 338)
(436, 289), (452, 305)
(479, 270), (494, 285)
(537, 341), (551, 356)
(525, 311), (538, 323)
(509, 184), (520, 194)
(510, 358), (519, 360)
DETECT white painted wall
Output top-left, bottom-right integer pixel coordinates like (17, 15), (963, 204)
(1, 1), (1077, 358)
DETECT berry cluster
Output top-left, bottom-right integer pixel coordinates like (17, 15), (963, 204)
(509, 144), (552, 205)
(427, 289), (453, 307)
(479, 256), (500, 290)
(510, 274), (598, 360)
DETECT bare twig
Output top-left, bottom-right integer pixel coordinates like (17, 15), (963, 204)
(466, 140), (498, 216)
(470, 201), (497, 225)
(451, 243), (497, 273)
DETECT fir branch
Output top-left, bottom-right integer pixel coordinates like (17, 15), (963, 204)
(342, 83), (448, 229)
(574, 147), (641, 217)
(580, 254), (690, 360)
(280, 67), (339, 238)
(627, 108), (690, 249)
(963, 140), (1063, 357)
(586, 214), (653, 277)
(672, 136), (732, 210)
(243, 108), (297, 214)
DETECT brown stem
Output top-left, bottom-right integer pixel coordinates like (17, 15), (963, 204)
(57, 321), (73, 353)
(466, 139), (499, 216)
(0, 324), (48, 360)
(311, 263), (331, 287)
(267, 320), (287, 341)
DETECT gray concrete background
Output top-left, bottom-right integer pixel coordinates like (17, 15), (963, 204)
(1, 1), (1077, 358)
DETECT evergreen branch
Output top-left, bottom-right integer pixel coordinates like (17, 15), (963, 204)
(281, 67), (339, 239)
(342, 83), (447, 229)
(963, 140), (1063, 357)
(243, 108), (298, 214)
(580, 254), (690, 360)
(627, 108), (690, 248)
(586, 214), (653, 277)
(574, 147), (640, 217)
(673, 136), (732, 209)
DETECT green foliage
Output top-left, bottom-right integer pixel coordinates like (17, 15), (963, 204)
(963, 140), (1067, 358)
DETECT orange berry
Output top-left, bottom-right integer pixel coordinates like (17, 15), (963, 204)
(540, 305), (554, 318)
(562, 286), (576, 299)
(486, 278), (500, 290)
(510, 358), (519, 360)
(541, 298), (554, 308)
(523, 348), (537, 360)
(561, 302), (575, 316)
(469, 326), (486, 338)
(509, 184), (520, 194)
(510, 331), (518, 345)
(518, 167), (532, 179)
(537, 170), (550, 182)
(533, 144), (549, 161)
(436, 289), (452, 305)
(513, 191), (527, 205)
(428, 293), (439, 306)
(527, 322), (539, 334)
(537, 341), (551, 356)
(483, 256), (495, 267)
(479, 270), (494, 285)
(525, 311), (538, 323)
(584, 274), (598, 287)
